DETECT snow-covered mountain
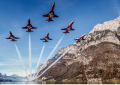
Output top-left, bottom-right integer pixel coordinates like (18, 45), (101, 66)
(0, 73), (27, 81)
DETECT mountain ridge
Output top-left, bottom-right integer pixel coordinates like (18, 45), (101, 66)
(36, 16), (120, 83)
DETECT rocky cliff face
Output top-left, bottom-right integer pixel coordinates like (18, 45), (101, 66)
(38, 16), (120, 82)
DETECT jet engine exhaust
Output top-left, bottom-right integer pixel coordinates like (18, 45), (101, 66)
(34, 34), (65, 78)
(29, 32), (32, 79)
(32, 43), (45, 79)
(14, 42), (29, 80)
(32, 42), (75, 81)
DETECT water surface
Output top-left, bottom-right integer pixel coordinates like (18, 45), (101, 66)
(0, 81), (120, 85)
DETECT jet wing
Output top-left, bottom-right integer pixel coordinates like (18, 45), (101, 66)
(61, 28), (67, 30)
(53, 14), (58, 17)
(6, 37), (11, 39)
(74, 39), (78, 40)
(31, 27), (37, 29)
(48, 38), (52, 40)
(43, 14), (49, 17)
(40, 38), (45, 40)
(22, 26), (28, 29)
(68, 26), (74, 30)
(14, 37), (20, 39)
(71, 28), (74, 30)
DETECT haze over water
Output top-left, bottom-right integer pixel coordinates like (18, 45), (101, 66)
(0, 81), (120, 85)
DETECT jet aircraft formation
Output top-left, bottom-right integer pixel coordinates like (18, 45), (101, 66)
(5, 2), (87, 81)
(6, 2), (86, 42)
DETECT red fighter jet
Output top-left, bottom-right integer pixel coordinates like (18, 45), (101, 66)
(43, 2), (58, 22)
(6, 31), (20, 41)
(61, 20), (75, 33)
(40, 33), (53, 42)
(22, 18), (37, 32)
(74, 34), (86, 43)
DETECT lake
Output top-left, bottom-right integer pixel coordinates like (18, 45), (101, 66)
(0, 81), (120, 85)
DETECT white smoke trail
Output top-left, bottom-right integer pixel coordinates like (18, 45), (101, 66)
(29, 32), (32, 79)
(32, 43), (45, 79)
(32, 43), (75, 81)
(34, 34), (65, 78)
(14, 42), (29, 80)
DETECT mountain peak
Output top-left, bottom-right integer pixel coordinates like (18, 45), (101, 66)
(89, 16), (120, 34)
(11, 74), (19, 77)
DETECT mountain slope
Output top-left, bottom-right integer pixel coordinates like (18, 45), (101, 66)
(37, 16), (120, 82)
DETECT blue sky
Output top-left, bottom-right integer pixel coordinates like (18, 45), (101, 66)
(0, 0), (119, 77)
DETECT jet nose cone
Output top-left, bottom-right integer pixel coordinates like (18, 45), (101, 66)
(9, 31), (11, 33)
(77, 38), (78, 39)
(73, 20), (75, 22)
(53, 2), (55, 5)
(28, 18), (30, 20)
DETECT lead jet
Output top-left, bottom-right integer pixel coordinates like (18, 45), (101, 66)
(61, 20), (75, 33)
(43, 2), (58, 22)
(22, 18), (37, 32)
(40, 33), (52, 42)
(74, 34), (86, 43)
(6, 31), (20, 41)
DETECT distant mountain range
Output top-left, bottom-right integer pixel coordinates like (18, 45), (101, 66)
(0, 73), (28, 82)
